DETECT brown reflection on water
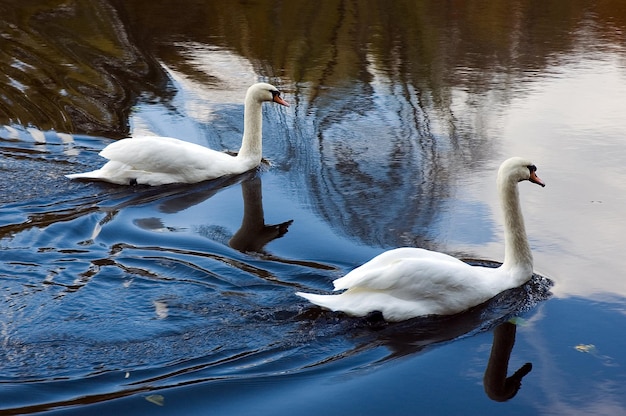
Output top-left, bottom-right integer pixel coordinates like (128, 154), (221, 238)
(2, 0), (626, 247)
(0, 0), (167, 138)
(115, 0), (626, 91)
(3, 0), (626, 138)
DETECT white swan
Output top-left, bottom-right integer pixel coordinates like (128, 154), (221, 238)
(66, 83), (289, 186)
(297, 157), (545, 322)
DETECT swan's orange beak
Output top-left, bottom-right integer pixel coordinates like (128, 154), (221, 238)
(273, 95), (290, 107)
(529, 171), (545, 187)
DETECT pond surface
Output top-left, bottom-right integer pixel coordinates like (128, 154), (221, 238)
(2, 1), (626, 414)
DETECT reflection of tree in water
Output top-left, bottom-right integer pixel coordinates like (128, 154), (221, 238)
(0, 0), (168, 137)
(268, 1), (626, 247)
(114, 0), (620, 248)
(301, 80), (451, 247)
(4, 1), (626, 247)
(5, 0), (626, 139)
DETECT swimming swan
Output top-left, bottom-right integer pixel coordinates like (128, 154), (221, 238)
(297, 157), (545, 322)
(66, 83), (289, 186)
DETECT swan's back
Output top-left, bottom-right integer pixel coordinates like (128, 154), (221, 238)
(101, 136), (238, 175)
(68, 136), (252, 185)
(333, 247), (467, 290)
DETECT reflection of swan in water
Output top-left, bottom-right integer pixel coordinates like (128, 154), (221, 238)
(484, 322), (532, 402)
(130, 173), (309, 265)
(229, 176), (293, 253)
(86, 172), (257, 243)
(126, 172), (293, 253)
(297, 157), (545, 321)
(66, 83), (289, 185)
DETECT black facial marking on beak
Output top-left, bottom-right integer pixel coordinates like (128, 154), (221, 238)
(270, 89), (290, 106)
(527, 164), (545, 187)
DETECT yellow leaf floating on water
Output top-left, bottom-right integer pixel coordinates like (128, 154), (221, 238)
(575, 344), (596, 353)
(573, 343), (617, 367)
(146, 394), (165, 406)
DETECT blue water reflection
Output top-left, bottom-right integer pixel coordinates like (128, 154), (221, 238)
(0, 157), (552, 412)
(2, 1), (626, 414)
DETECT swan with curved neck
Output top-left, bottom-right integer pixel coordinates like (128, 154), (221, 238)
(66, 83), (289, 186)
(297, 157), (545, 322)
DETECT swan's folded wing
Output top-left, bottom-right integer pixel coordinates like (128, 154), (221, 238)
(333, 257), (479, 302)
(100, 136), (227, 174)
(333, 247), (465, 291)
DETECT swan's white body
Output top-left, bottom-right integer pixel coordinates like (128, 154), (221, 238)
(66, 83), (289, 186)
(297, 157), (545, 322)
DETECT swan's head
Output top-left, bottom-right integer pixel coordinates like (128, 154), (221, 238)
(498, 157), (545, 187)
(247, 83), (290, 107)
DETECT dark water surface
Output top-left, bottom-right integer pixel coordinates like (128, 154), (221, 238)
(2, 1), (626, 414)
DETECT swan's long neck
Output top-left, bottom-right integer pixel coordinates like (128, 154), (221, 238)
(499, 175), (533, 280)
(237, 93), (263, 163)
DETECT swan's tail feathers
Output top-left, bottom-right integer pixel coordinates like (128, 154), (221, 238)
(65, 170), (104, 180)
(66, 161), (136, 185)
(296, 292), (343, 312)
